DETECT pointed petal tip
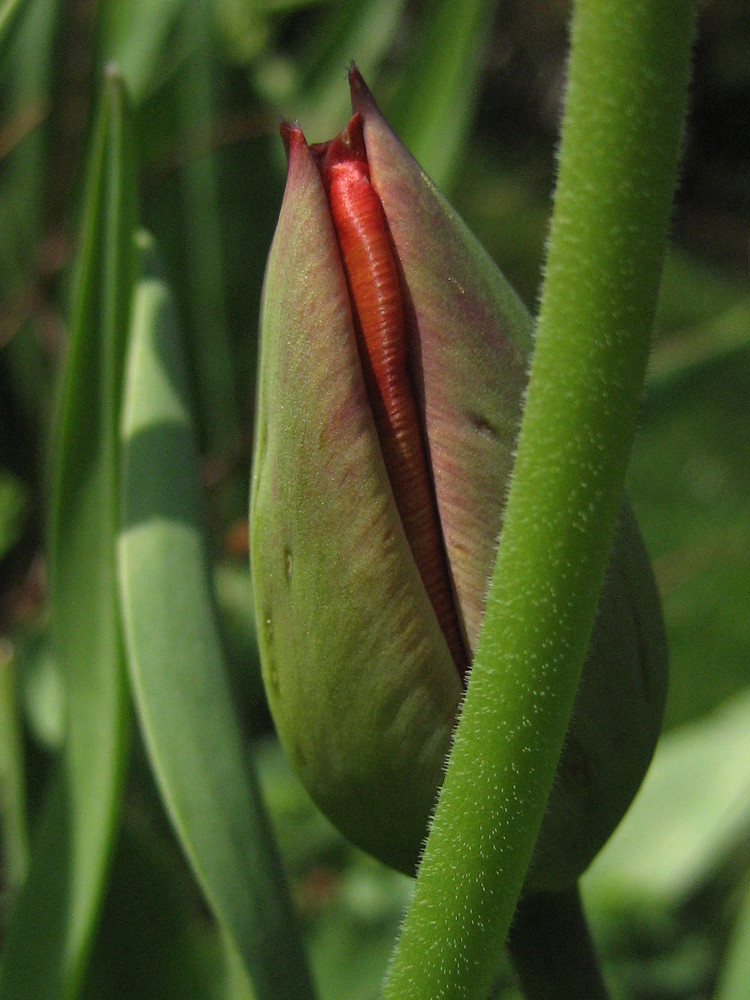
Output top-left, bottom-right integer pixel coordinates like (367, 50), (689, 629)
(280, 121), (306, 166)
(348, 64), (378, 117)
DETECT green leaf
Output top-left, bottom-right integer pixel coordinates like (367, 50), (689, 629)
(714, 870), (750, 1000)
(583, 688), (750, 906)
(0, 0), (26, 65)
(14, 624), (64, 751)
(0, 646), (29, 895)
(81, 804), (257, 1000)
(632, 342), (750, 730)
(649, 252), (750, 390)
(173, 0), (239, 456)
(0, 0), (59, 294)
(98, 0), (187, 104)
(0, 469), (26, 560)
(388, 0), (500, 190)
(0, 67), (135, 1000)
(117, 232), (316, 1000)
(253, 0), (405, 137)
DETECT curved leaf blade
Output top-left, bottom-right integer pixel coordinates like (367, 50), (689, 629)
(0, 67), (135, 1000)
(117, 233), (316, 1000)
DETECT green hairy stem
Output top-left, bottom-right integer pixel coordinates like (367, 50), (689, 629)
(382, 2), (697, 997)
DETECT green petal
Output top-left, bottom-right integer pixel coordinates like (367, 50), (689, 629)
(251, 129), (460, 873)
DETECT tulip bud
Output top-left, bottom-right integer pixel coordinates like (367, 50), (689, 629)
(250, 67), (667, 889)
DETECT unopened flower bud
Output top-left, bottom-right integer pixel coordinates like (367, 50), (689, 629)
(250, 67), (667, 888)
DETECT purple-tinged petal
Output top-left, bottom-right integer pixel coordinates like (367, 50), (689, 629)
(251, 125), (461, 871)
(351, 68), (533, 651)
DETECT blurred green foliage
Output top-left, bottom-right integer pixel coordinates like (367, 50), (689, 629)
(0, 1), (749, 998)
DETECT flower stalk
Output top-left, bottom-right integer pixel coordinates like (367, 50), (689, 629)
(382, 1), (697, 997)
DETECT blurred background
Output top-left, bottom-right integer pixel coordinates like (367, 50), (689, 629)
(0, 1), (749, 997)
